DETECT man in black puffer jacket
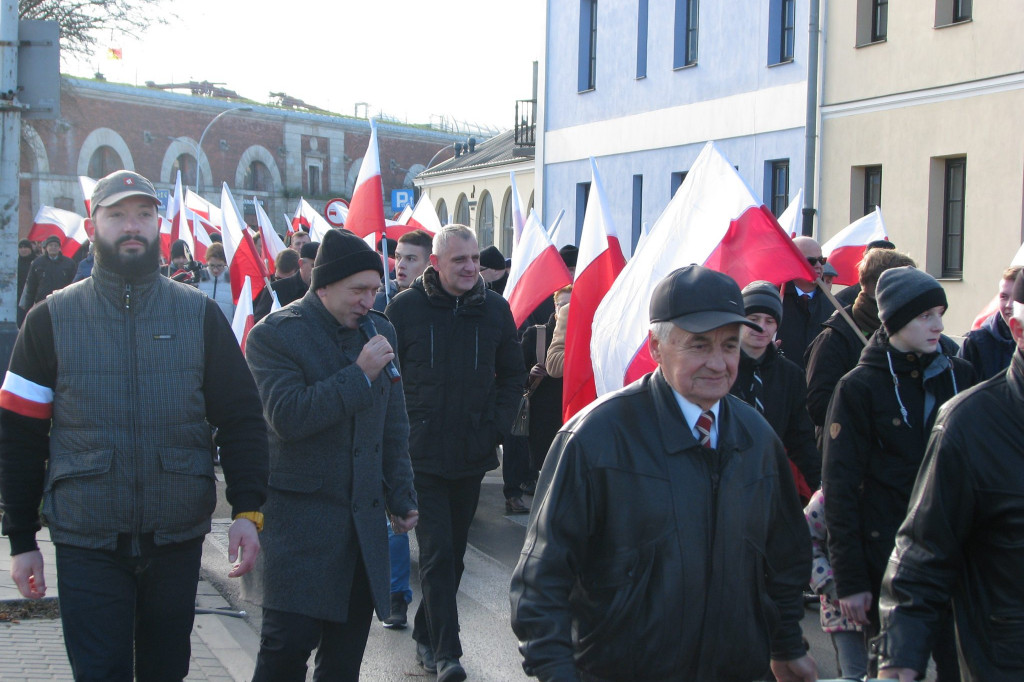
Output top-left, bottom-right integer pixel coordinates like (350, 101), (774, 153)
(386, 225), (525, 681)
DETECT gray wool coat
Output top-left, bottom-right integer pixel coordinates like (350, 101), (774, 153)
(241, 291), (416, 622)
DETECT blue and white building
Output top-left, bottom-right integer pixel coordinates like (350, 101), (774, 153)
(539, 0), (812, 251)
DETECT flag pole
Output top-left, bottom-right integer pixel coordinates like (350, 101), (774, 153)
(381, 227), (391, 306)
(817, 278), (867, 347)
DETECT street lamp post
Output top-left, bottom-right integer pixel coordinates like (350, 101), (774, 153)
(195, 106), (253, 194)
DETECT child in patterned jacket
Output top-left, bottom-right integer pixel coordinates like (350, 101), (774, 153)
(805, 489), (867, 680)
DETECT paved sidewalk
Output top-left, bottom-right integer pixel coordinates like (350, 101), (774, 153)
(0, 526), (261, 682)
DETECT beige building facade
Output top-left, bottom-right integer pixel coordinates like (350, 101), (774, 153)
(817, 0), (1024, 334)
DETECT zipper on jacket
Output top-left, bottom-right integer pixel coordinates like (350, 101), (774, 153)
(430, 324), (435, 369)
(125, 282), (142, 556)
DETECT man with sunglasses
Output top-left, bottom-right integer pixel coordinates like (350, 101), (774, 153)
(778, 236), (834, 369)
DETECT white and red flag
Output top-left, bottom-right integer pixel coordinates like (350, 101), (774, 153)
(345, 120), (386, 240)
(220, 184), (270, 304)
(403, 194), (442, 234)
(821, 207), (888, 286)
(185, 189), (223, 234)
(510, 170), (528, 244)
(777, 188), (803, 238)
(231, 276), (255, 354)
(254, 199), (287, 276)
(591, 141), (817, 396)
(0, 372), (53, 419)
(160, 171), (196, 262)
(79, 176), (98, 219)
(28, 206), (89, 258)
(291, 197), (333, 241)
(394, 205), (414, 224)
(503, 210), (573, 328)
(562, 158), (628, 420)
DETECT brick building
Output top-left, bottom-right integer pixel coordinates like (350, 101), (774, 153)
(18, 77), (464, 236)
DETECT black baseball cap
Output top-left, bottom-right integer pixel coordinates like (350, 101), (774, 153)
(649, 265), (761, 334)
(91, 170), (159, 216)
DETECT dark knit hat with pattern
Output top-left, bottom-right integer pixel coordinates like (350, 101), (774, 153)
(741, 280), (783, 324)
(876, 266), (947, 335)
(311, 229), (383, 290)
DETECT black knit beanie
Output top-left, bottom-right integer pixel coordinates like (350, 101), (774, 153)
(876, 266), (947, 335)
(741, 280), (783, 325)
(311, 229), (383, 290)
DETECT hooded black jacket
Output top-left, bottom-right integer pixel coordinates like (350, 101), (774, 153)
(385, 267), (525, 478)
(876, 350), (1024, 681)
(822, 329), (974, 601)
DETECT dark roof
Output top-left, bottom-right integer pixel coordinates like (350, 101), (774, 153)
(418, 129), (533, 179)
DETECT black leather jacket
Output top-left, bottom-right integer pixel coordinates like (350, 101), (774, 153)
(875, 350), (1024, 681)
(510, 369), (811, 682)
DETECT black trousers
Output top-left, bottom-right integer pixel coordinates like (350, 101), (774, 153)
(251, 559), (374, 682)
(412, 471), (484, 661)
(502, 435), (532, 498)
(55, 536), (203, 682)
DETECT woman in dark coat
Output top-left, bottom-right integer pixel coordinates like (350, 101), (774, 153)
(823, 267), (974, 680)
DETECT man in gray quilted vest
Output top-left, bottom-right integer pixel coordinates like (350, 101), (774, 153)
(0, 170), (269, 682)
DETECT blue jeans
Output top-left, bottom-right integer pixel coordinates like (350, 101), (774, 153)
(55, 536), (203, 682)
(388, 516), (412, 602)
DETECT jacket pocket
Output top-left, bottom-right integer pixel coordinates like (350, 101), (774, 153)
(43, 449), (118, 532)
(989, 611), (1024, 666)
(155, 447), (217, 531)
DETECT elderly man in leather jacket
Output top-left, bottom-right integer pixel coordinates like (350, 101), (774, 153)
(511, 265), (815, 682)
(875, 269), (1024, 682)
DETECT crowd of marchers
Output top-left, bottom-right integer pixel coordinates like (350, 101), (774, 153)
(1, 168), (1021, 682)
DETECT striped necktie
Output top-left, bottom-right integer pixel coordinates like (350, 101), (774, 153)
(696, 410), (714, 448)
(750, 367), (765, 415)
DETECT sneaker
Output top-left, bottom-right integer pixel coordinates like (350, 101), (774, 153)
(505, 496), (530, 514)
(415, 641), (436, 673)
(383, 593), (407, 629)
(437, 658), (467, 682)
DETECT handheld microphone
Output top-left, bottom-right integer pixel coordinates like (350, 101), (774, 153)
(358, 315), (401, 384)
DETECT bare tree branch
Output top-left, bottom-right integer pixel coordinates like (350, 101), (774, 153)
(19, 0), (171, 58)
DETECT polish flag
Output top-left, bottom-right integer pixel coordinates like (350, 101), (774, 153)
(232, 276), (255, 354)
(291, 198), (333, 241)
(254, 199), (287, 276)
(220, 184), (270, 304)
(345, 120), (386, 240)
(562, 158), (628, 420)
(510, 170), (528, 244)
(821, 207), (888, 286)
(28, 206), (89, 258)
(777, 189), (803, 238)
(591, 141), (817, 396)
(161, 171), (195, 262)
(189, 207), (212, 262)
(185, 189), (223, 233)
(394, 205), (414, 225)
(79, 176), (98, 217)
(503, 210), (572, 328)
(403, 194), (442, 234)
(970, 241), (1024, 329)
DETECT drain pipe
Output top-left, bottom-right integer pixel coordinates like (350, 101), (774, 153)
(802, 0), (822, 237)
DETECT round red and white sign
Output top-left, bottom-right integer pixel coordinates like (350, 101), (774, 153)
(324, 198), (349, 227)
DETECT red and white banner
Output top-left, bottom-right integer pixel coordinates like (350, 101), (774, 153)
(563, 158), (628, 420)
(28, 206), (89, 258)
(291, 197), (333, 242)
(777, 188), (803, 238)
(345, 119), (386, 240)
(821, 207), (888, 286)
(160, 171), (196, 262)
(403, 194), (442, 234)
(79, 176), (98, 218)
(185, 190), (223, 233)
(503, 211), (572, 328)
(591, 141), (817, 396)
(254, 199), (287, 276)
(220, 184), (270, 304)
(231, 276), (255, 354)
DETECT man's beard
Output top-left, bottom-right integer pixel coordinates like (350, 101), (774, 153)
(94, 234), (161, 279)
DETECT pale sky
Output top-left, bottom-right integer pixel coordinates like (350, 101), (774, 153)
(64, 0), (546, 130)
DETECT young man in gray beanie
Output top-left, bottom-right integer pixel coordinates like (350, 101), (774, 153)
(822, 266), (974, 678)
(730, 281), (820, 495)
(244, 228), (419, 681)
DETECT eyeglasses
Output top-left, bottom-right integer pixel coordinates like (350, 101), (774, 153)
(806, 256), (827, 266)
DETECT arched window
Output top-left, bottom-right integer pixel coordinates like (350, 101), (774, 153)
(170, 154), (197, 187)
(87, 145), (123, 178)
(436, 199), (449, 225)
(499, 191), (514, 254)
(477, 191), (494, 247)
(454, 194), (470, 226)
(244, 161), (272, 192)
